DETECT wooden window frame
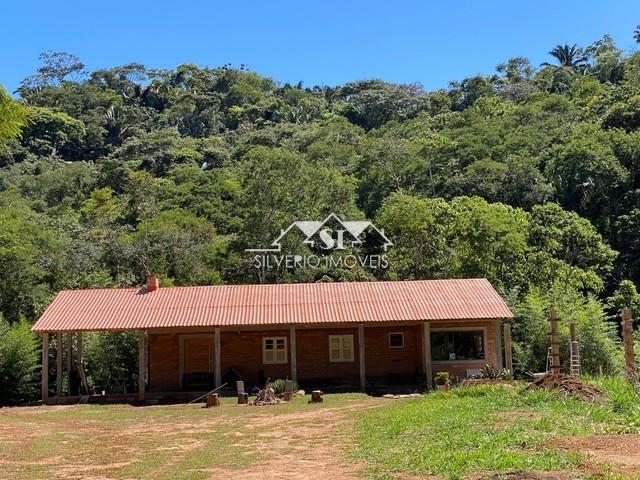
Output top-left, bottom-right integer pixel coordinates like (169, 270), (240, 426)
(430, 326), (488, 364)
(329, 334), (354, 363)
(388, 332), (405, 349)
(263, 336), (288, 365)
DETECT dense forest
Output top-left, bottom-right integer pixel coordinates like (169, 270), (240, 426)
(2, 31), (640, 404)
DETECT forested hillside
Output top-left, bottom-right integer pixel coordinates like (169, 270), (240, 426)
(2, 34), (640, 402)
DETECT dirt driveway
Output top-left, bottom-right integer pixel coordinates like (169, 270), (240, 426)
(0, 394), (383, 480)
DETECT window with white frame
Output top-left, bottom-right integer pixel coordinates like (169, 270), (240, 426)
(388, 332), (405, 348)
(329, 335), (354, 362)
(263, 337), (287, 364)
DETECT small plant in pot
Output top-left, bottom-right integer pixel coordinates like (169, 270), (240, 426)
(434, 371), (450, 391)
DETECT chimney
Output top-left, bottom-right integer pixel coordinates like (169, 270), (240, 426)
(146, 274), (160, 292)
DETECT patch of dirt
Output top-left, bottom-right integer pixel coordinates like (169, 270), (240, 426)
(526, 374), (603, 402)
(202, 400), (385, 479)
(557, 434), (640, 477)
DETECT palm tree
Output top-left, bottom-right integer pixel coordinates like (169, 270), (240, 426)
(634, 25), (640, 43)
(542, 44), (588, 68)
(0, 85), (29, 151)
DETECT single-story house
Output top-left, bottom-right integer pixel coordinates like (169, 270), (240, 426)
(32, 276), (514, 403)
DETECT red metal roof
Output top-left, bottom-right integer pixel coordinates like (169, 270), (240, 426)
(31, 279), (513, 333)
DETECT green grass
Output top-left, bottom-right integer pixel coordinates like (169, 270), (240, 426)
(3, 385), (639, 479)
(353, 381), (640, 479)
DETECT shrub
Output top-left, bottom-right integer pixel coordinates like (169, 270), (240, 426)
(271, 378), (299, 394)
(434, 371), (449, 385)
(0, 316), (39, 405)
(480, 364), (511, 380)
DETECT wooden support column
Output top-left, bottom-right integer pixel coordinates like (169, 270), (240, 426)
(358, 324), (366, 392)
(66, 333), (73, 395)
(76, 333), (87, 395)
(41, 333), (49, 403)
(138, 331), (146, 401)
(548, 311), (561, 375)
(622, 308), (636, 379)
(56, 332), (63, 398)
(422, 322), (433, 389)
(76, 333), (83, 367)
(290, 326), (297, 383)
(496, 320), (503, 369)
(503, 320), (513, 374)
(214, 328), (221, 388)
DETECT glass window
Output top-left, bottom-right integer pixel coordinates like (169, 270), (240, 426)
(388, 332), (404, 348)
(263, 336), (287, 364)
(329, 335), (354, 362)
(430, 330), (485, 361)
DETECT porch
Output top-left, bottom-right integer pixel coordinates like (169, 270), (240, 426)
(39, 319), (513, 404)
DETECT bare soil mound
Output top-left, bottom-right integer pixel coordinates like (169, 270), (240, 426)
(526, 374), (603, 401)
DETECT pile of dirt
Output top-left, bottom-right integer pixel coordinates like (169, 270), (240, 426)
(527, 374), (603, 401)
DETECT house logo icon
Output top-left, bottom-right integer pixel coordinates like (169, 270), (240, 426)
(246, 213), (393, 253)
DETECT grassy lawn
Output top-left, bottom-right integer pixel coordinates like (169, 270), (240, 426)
(353, 378), (640, 479)
(1, 381), (639, 479)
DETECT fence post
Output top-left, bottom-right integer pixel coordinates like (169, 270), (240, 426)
(621, 308), (636, 380)
(548, 310), (561, 375)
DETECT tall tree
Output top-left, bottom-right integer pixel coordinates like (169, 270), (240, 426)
(0, 85), (29, 151)
(543, 44), (588, 68)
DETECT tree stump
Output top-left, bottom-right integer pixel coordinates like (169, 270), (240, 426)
(283, 379), (294, 401)
(237, 392), (248, 405)
(309, 390), (323, 403)
(206, 393), (220, 408)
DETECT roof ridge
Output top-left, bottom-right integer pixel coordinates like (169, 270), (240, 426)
(57, 277), (491, 294)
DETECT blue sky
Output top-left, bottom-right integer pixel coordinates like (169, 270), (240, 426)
(2, 0), (638, 94)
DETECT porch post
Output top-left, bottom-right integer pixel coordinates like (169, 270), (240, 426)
(358, 324), (366, 392)
(422, 322), (433, 389)
(138, 331), (146, 401)
(76, 333), (85, 394)
(66, 334), (73, 395)
(496, 319), (503, 369)
(56, 332), (63, 398)
(214, 328), (221, 388)
(503, 320), (513, 374)
(76, 333), (83, 368)
(41, 333), (49, 403)
(290, 326), (297, 383)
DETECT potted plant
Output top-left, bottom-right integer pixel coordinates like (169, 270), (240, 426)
(434, 371), (450, 391)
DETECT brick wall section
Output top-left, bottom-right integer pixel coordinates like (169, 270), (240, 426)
(146, 319), (501, 391)
(296, 327), (360, 386)
(430, 319), (499, 379)
(220, 330), (290, 387)
(364, 326), (421, 384)
(148, 333), (179, 392)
